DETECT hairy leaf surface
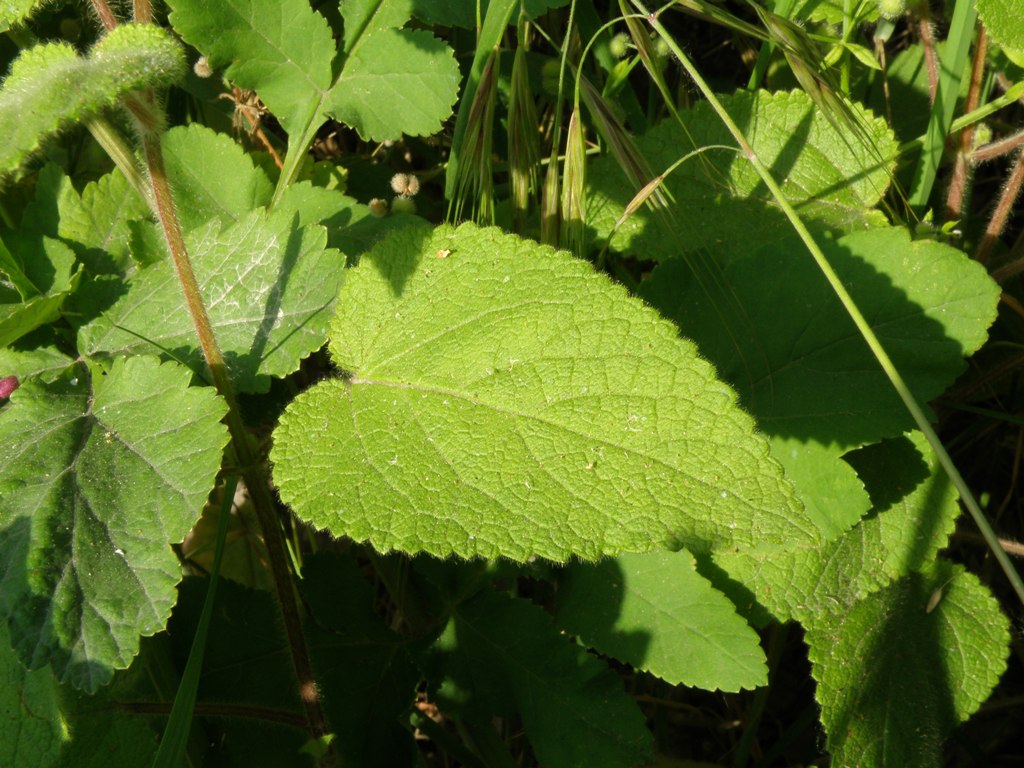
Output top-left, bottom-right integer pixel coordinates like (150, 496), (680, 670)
(273, 222), (815, 561)
(716, 432), (960, 624)
(0, 25), (185, 180)
(0, 356), (227, 691)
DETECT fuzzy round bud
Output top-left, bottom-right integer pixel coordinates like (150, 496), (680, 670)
(877, 0), (906, 20)
(368, 198), (389, 217)
(390, 173), (420, 197)
(609, 33), (630, 59)
(193, 56), (214, 78)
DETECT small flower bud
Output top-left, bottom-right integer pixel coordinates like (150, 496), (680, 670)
(368, 198), (389, 217)
(877, 0), (906, 19)
(193, 56), (214, 78)
(609, 33), (630, 59)
(390, 173), (420, 197)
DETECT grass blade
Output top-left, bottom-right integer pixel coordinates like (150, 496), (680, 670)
(152, 475), (239, 768)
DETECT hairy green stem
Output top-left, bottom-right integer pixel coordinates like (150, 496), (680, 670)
(84, 116), (151, 206)
(635, 0), (1024, 606)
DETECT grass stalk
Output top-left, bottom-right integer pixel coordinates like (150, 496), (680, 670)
(634, 0), (1024, 607)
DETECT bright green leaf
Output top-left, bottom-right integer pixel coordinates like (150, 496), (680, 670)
(78, 209), (344, 393)
(272, 222), (816, 562)
(0, 356), (228, 692)
(768, 438), (868, 538)
(557, 550), (767, 692)
(977, 0), (1024, 52)
(436, 589), (652, 768)
(56, 169), (151, 275)
(166, 0), (334, 133)
(411, 0), (571, 28)
(326, 27), (460, 141)
(588, 89), (896, 261)
(162, 124), (273, 234)
(716, 432), (960, 624)
(0, 25), (185, 181)
(340, 0), (413, 51)
(808, 563), (1010, 767)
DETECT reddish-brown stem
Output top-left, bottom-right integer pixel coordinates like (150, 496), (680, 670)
(133, 0), (153, 24)
(917, 13), (939, 104)
(124, 90), (333, 760)
(973, 129), (1024, 163)
(976, 147), (1024, 265)
(91, 0), (118, 30)
(945, 25), (987, 222)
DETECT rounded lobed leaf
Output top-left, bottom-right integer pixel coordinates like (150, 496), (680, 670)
(272, 222), (817, 562)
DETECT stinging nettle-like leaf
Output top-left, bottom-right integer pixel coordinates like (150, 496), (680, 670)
(0, 24), (185, 181)
(78, 208), (345, 393)
(557, 550), (768, 692)
(0, 356), (228, 692)
(272, 222), (818, 562)
(808, 563), (1010, 768)
(715, 431), (960, 625)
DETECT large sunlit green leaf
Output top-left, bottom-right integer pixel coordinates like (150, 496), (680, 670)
(272, 222), (816, 562)
(0, 24), (185, 181)
(166, 0), (334, 133)
(808, 563), (1010, 767)
(78, 209), (344, 393)
(556, 550), (767, 692)
(0, 356), (228, 692)
(435, 588), (652, 768)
